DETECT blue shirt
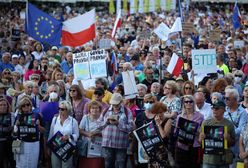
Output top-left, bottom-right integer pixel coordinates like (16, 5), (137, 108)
(0, 62), (15, 72)
(61, 60), (73, 74)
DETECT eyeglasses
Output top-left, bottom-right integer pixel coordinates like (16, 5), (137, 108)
(185, 87), (192, 90)
(184, 100), (193, 104)
(4, 72), (11, 75)
(70, 89), (76, 93)
(145, 101), (154, 104)
(235, 75), (242, 78)
(22, 103), (31, 108)
(59, 107), (67, 111)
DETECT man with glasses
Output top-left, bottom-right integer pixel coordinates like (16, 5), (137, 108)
(224, 88), (248, 168)
(16, 81), (34, 107)
(199, 100), (235, 168)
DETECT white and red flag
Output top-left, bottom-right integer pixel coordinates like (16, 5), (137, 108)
(62, 9), (96, 47)
(167, 53), (184, 76)
(111, 11), (121, 38)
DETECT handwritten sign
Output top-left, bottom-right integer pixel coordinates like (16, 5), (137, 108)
(192, 49), (217, 74)
(47, 131), (76, 162)
(133, 121), (165, 159)
(73, 49), (107, 80)
(177, 117), (199, 145)
(203, 126), (227, 155)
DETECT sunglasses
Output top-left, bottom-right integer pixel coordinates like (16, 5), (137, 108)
(70, 89), (76, 92)
(22, 103), (31, 108)
(59, 107), (67, 111)
(4, 72), (11, 75)
(235, 75), (242, 78)
(145, 101), (154, 104)
(184, 100), (193, 104)
(185, 87), (192, 90)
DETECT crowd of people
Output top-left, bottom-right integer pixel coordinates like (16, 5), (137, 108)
(0, 1), (248, 168)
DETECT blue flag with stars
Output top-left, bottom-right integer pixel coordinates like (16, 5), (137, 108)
(25, 3), (62, 46)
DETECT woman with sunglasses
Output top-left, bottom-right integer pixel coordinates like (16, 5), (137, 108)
(182, 81), (195, 96)
(0, 97), (15, 168)
(175, 95), (204, 168)
(48, 100), (79, 168)
(69, 85), (90, 124)
(14, 96), (44, 168)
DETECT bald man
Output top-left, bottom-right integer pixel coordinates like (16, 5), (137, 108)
(194, 92), (212, 119)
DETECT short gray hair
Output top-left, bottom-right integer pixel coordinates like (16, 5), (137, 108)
(137, 83), (148, 92)
(23, 81), (34, 88)
(225, 88), (239, 102)
(211, 92), (224, 101)
(59, 100), (73, 116)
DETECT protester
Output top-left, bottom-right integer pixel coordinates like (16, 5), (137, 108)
(48, 100), (79, 168)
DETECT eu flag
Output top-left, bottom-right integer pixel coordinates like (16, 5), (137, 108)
(26, 3), (62, 46)
(232, 2), (241, 30)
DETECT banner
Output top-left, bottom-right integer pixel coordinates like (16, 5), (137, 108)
(18, 113), (39, 142)
(138, 0), (144, 13)
(177, 117), (199, 145)
(0, 113), (11, 139)
(149, 0), (155, 12)
(116, 0), (121, 16)
(40, 101), (59, 122)
(48, 131), (76, 162)
(203, 126), (227, 155)
(73, 49), (107, 80)
(133, 121), (166, 159)
(192, 49), (217, 74)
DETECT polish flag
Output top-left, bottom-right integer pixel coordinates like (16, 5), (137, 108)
(111, 11), (122, 38)
(62, 9), (96, 47)
(167, 53), (184, 76)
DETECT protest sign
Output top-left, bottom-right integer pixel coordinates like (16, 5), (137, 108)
(234, 40), (245, 49)
(182, 22), (195, 34)
(122, 71), (138, 99)
(0, 113), (11, 139)
(138, 141), (149, 163)
(40, 101), (59, 122)
(192, 49), (217, 74)
(133, 121), (166, 159)
(87, 137), (102, 157)
(98, 39), (112, 49)
(202, 126), (227, 155)
(73, 49), (107, 80)
(177, 117), (199, 145)
(209, 28), (221, 42)
(47, 131), (76, 162)
(18, 113), (39, 142)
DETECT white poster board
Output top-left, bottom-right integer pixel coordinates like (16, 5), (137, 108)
(192, 49), (217, 74)
(122, 71), (138, 99)
(234, 40), (245, 49)
(73, 49), (107, 80)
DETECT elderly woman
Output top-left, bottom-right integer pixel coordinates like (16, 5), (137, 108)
(48, 100), (79, 168)
(211, 92), (224, 104)
(14, 96), (44, 168)
(233, 70), (245, 97)
(0, 97), (15, 168)
(79, 101), (103, 157)
(175, 95), (204, 168)
(69, 85), (90, 123)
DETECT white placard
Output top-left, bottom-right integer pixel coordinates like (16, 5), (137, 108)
(192, 49), (217, 74)
(122, 71), (138, 99)
(234, 40), (245, 49)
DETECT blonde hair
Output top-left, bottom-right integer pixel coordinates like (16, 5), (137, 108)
(59, 101), (73, 115)
(18, 96), (33, 112)
(182, 95), (196, 114)
(87, 100), (102, 113)
(164, 80), (178, 94)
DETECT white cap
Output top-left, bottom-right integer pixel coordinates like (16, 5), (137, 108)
(12, 54), (19, 59)
(51, 46), (58, 50)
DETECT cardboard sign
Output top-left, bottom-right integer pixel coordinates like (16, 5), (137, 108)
(177, 117), (199, 145)
(0, 113), (11, 138)
(133, 121), (166, 159)
(40, 102), (59, 122)
(209, 29), (221, 42)
(203, 126), (227, 155)
(192, 49), (217, 74)
(47, 131), (76, 162)
(182, 22), (195, 34)
(73, 49), (107, 80)
(98, 39), (112, 49)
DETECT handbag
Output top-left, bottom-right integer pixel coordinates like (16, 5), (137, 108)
(12, 139), (23, 154)
(77, 116), (90, 157)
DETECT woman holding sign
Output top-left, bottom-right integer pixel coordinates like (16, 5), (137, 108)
(0, 97), (15, 168)
(48, 100), (79, 168)
(175, 95), (204, 168)
(14, 96), (44, 168)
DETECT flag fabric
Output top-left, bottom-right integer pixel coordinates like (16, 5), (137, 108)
(154, 23), (171, 41)
(167, 53), (184, 76)
(178, 0), (184, 22)
(111, 51), (118, 73)
(25, 3), (62, 46)
(232, 1), (241, 30)
(111, 11), (122, 38)
(61, 9), (96, 47)
(116, 0), (121, 15)
(171, 17), (182, 33)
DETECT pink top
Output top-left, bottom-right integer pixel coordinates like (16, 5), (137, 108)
(129, 104), (140, 118)
(24, 69), (41, 81)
